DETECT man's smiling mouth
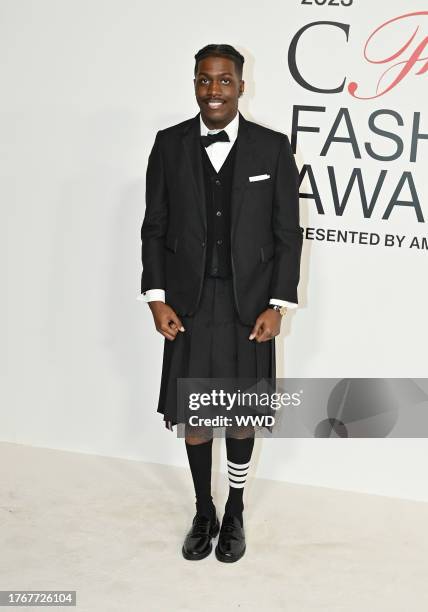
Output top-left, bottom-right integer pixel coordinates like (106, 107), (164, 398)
(206, 100), (225, 109)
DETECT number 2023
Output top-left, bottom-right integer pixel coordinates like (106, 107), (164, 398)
(302, 0), (353, 6)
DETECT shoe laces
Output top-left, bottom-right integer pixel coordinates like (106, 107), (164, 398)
(193, 514), (211, 530)
(222, 515), (238, 532)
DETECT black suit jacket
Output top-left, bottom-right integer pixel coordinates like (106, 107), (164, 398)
(140, 111), (302, 326)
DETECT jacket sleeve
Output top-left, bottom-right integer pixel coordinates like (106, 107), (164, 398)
(140, 130), (169, 293)
(269, 134), (303, 303)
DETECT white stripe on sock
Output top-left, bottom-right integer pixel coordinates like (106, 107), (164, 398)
(228, 466), (249, 476)
(228, 475), (247, 484)
(229, 481), (246, 489)
(227, 459), (251, 470)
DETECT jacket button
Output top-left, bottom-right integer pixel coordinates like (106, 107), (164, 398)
(201, 241), (206, 247)
(216, 210), (222, 216)
(216, 239), (223, 245)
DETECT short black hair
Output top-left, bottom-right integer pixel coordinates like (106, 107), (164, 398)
(194, 44), (244, 79)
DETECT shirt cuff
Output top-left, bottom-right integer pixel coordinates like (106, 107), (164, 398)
(137, 292), (295, 308)
(269, 298), (298, 309)
(137, 289), (165, 303)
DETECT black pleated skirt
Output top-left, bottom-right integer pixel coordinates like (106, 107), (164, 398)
(156, 276), (276, 430)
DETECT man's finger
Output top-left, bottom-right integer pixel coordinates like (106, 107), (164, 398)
(162, 331), (176, 341)
(257, 326), (272, 343)
(170, 313), (185, 332)
(249, 318), (263, 340)
(157, 325), (176, 341)
(160, 322), (178, 338)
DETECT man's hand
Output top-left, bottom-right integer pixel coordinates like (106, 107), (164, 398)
(249, 308), (282, 342)
(148, 301), (185, 341)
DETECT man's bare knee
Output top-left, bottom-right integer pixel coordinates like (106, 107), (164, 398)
(184, 425), (213, 445)
(226, 425), (255, 440)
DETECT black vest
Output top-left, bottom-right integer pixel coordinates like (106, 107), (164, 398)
(200, 139), (237, 278)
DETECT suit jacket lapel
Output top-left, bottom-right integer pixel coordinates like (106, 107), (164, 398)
(182, 113), (207, 232)
(231, 111), (255, 239)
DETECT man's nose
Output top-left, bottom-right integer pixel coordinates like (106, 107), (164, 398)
(207, 80), (221, 96)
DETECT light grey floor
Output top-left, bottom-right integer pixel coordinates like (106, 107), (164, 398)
(1, 441), (427, 612)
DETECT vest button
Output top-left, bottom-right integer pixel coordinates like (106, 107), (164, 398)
(216, 210), (222, 217)
(215, 179), (221, 186)
(216, 239), (223, 245)
(201, 241), (206, 247)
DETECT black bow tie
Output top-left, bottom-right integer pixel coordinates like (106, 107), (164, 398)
(200, 130), (230, 148)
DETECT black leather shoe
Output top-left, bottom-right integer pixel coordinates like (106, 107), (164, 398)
(182, 513), (220, 560)
(215, 515), (246, 563)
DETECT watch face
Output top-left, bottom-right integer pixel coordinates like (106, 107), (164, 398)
(270, 305), (287, 315)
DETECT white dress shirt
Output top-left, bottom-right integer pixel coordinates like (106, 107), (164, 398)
(138, 112), (297, 309)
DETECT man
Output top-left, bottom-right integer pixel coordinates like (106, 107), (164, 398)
(139, 44), (302, 562)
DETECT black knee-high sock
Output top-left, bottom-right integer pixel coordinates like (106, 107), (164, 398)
(224, 435), (255, 526)
(185, 439), (216, 519)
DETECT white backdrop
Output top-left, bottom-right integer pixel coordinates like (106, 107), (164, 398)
(2, 0), (427, 501)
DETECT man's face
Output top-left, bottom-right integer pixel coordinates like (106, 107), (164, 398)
(194, 55), (244, 129)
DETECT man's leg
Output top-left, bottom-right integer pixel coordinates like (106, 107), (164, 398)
(215, 425), (255, 563)
(224, 425), (255, 526)
(184, 425), (215, 520)
(182, 424), (219, 561)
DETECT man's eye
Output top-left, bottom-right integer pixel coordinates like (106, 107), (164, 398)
(199, 78), (230, 85)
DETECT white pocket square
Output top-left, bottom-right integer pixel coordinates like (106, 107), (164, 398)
(249, 173), (270, 182)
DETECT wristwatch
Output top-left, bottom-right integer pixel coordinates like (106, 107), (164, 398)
(268, 304), (288, 317)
